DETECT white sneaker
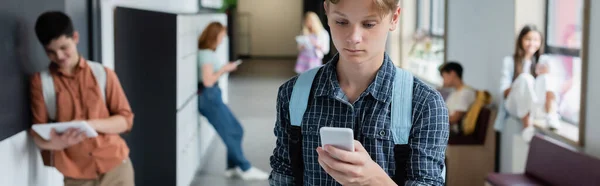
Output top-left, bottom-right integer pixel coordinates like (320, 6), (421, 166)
(235, 167), (269, 180)
(521, 125), (535, 143)
(546, 113), (561, 130)
(224, 168), (236, 178)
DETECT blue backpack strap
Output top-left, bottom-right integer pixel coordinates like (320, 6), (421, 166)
(391, 67), (447, 183)
(289, 67), (321, 126)
(390, 67), (413, 184)
(391, 67), (414, 145)
(288, 67), (321, 186)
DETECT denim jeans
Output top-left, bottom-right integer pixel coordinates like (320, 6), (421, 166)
(198, 85), (251, 171)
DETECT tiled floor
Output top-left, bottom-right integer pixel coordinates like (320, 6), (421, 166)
(190, 59), (296, 186)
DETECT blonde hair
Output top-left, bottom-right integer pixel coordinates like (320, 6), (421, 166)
(302, 12), (325, 36)
(326, 0), (399, 18)
(198, 22), (227, 50)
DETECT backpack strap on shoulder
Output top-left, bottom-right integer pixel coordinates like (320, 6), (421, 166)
(40, 69), (57, 122)
(390, 67), (446, 183)
(288, 67), (321, 186)
(40, 61), (107, 122)
(391, 67), (414, 145)
(391, 67), (414, 185)
(88, 61), (107, 102)
(289, 67), (321, 126)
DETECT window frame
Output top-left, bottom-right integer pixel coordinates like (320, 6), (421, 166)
(541, 0), (590, 147)
(409, 0), (447, 87)
(543, 0), (583, 125)
(544, 0), (582, 58)
(416, 0), (445, 38)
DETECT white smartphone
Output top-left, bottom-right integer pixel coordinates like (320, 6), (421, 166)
(234, 59), (243, 65)
(320, 127), (355, 152)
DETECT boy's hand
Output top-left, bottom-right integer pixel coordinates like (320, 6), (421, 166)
(316, 140), (397, 186)
(49, 128), (86, 149)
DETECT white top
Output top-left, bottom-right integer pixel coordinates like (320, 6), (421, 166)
(499, 55), (551, 94)
(298, 29), (330, 59)
(319, 29), (330, 55)
(446, 86), (476, 115)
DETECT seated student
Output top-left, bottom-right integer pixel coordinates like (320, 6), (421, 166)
(495, 25), (560, 142)
(440, 62), (476, 135)
(269, 0), (449, 185)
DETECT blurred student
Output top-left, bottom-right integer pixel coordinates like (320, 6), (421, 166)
(495, 25), (561, 141)
(196, 22), (269, 180)
(30, 11), (135, 186)
(295, 11), (330, 74)
(440, 62), (475, 135)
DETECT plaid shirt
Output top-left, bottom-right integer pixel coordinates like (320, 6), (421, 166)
(269, 54), (449, 186)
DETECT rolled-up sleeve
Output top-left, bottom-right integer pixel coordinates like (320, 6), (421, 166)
(269, 80), (296, 186)
(104, 67), (134, 132)
(406, 87), (449, 186)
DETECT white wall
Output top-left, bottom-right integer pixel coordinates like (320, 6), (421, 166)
(584, 0), (600, 158)
(237, 0), (302, 57)
(0, 132), (63, 186)
(446, 0), (515, 104)
(515, 0), (546, 34)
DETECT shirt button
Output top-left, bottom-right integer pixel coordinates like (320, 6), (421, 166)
(379, 130), (386, 136)
(309, 127), (315, 131)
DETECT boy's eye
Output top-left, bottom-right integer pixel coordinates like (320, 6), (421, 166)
(335, 21), (348, 25)
(363, 23), (376, 28)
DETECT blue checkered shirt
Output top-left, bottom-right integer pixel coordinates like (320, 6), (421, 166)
(269, 54), (449, 186)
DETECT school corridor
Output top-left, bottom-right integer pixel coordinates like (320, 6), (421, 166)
(2, 0), (600, 186)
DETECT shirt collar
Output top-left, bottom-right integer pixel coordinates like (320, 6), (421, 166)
(313, 53), (395, 103)
(50, 56), (87, 76)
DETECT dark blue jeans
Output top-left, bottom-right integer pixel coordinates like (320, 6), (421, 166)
(198, 85), (251, 171)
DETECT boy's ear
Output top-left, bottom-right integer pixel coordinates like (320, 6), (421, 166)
(73, 31), (80, 44)
(390, 7), (401, 31)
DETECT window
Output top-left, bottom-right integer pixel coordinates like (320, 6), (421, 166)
(431, 0), (445, 36)
(408, 0), (445, 86)
(416, 0), (445, 37)
(545, 0), (583, 126)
